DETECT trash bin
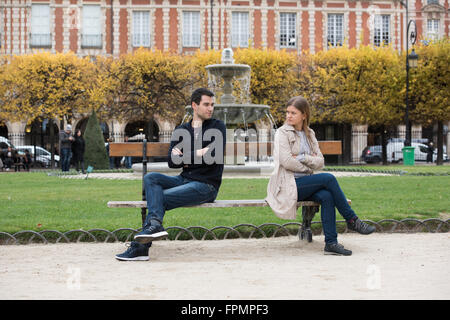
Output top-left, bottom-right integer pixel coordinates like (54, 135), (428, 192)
(402, 146), (415, 165)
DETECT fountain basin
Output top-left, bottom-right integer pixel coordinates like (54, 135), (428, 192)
(185, 103), (271, 124)
(206, 64), (250, 79)
(132, 162), (274, 177)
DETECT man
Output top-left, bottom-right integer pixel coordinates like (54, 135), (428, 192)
(59, 124), (74, 172)
(116, 88), (226, 261)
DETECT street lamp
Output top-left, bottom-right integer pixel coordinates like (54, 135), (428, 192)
(408, 48), (418, 68)
(400, 0), (419, 147)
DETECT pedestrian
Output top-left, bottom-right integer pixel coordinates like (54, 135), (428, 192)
(72, 129), (86, 174)
(115, 88), (226, 261)
(23, 149), (32, 171)
(265, 96), (375, 256)
(59, 124), (74, 172)
(426, 142), (434, 163)
(105, 137), (115, 169)
(124, 135), (132, 169)
(4, 146), (14, 171)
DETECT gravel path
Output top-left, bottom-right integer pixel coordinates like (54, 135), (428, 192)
(0, 233), (448, 300)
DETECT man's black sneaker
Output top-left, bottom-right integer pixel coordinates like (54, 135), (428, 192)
(134, 224), (168, 244)
(115, 242), (149, 261)
(347, 218), (376, 235)
(324, 243), (352, 256)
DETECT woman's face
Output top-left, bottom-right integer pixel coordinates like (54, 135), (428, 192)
(286, 105), (306, 128)
(77, 130), (81, 136)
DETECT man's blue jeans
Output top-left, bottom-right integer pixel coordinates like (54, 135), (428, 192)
(295, 173), (357, 244)
(61, 148), (71, 172)
(143, 172), (218, 228)
(125, 156), (132, 169)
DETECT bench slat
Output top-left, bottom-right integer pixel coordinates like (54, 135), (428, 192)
(107, 199), (350, 209)
(108, 141), (342, 157)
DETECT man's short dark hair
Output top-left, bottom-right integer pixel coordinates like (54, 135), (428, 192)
(191, 88), (214, 106)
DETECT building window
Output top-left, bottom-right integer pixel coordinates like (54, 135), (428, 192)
(327, 14), (344, 47)
(82, 5), (102, 48)
(232, 12), (249, 48)
(280, 13), (296, 48)
(183, 11), (200, 47)
(133, 11), (150, 47)
(374, 15), (390, 46)
(30, 4), (51, 48)
(427, 0), (439, 4)
(427, 19), (439, 40)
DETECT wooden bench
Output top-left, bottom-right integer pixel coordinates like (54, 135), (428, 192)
(107, 140), (347, 242)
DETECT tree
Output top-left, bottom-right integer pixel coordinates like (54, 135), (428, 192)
(84, 110), (109, 170)
(0, 56), (9, 122)
(100, 48), (196, 125)
(191, 49), (222, 89)
(0, 52), (99, 165)
(409, 39), (450, 165)
(0, 52), (96, 123)
(302, 45), (403, 164)
(233, 48), (298, 124)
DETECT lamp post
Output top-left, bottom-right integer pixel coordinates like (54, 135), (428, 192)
(400, 0), (419, 147)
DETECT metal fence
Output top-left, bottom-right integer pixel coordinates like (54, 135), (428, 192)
(1, 219), (448, 245)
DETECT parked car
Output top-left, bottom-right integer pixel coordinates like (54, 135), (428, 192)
(387, 142), (448, 163)
(0, 135), (15, 153)
(361, 142), (448, 163)
(387, 138), (430, 144)
(15, 145), (60, 168)
(360, 145), (383, 163)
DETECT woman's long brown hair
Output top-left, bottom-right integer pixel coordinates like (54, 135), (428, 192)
(286, 96), (311, 141)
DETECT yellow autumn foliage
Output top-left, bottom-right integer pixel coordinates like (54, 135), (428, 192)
(100, 48), (195, 123)
(0, 42), (448, 129)
(0, 51), (96, 123)
(306, 44), (403, 126)
(409, 38), (450, 125)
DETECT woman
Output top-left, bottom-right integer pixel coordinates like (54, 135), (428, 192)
(266, 96), (375, 255)
(72, 129), (85, 174)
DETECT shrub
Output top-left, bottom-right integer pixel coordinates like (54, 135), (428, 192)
(83, 110), (109, 169)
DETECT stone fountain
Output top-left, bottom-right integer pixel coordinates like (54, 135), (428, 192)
(184, 48), (277, 128)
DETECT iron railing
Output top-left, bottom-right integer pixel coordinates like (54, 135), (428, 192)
(1, 219), (448, 245)
(30, 33), (52, 48)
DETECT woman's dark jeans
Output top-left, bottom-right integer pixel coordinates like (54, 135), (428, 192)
(295, 173), (357, 244)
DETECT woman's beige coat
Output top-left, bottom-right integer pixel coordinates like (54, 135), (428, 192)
(265, 124), (324, 220)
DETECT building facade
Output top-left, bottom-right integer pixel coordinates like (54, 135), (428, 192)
(1, 0), (449, 163)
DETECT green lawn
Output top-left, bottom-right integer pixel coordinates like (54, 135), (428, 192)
(325, 164), (450, 174)
(0, 170), (449, 234)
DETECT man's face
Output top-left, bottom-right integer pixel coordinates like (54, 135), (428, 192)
(192, 95), (214, 121)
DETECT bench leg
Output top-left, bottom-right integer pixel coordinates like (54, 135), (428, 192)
(141, 139), (148, 229)
(141, 208), (147, 229)
(299, 206), (319, 243)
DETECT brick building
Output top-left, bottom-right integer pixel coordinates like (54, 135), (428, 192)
(1, 0), (449, 163)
